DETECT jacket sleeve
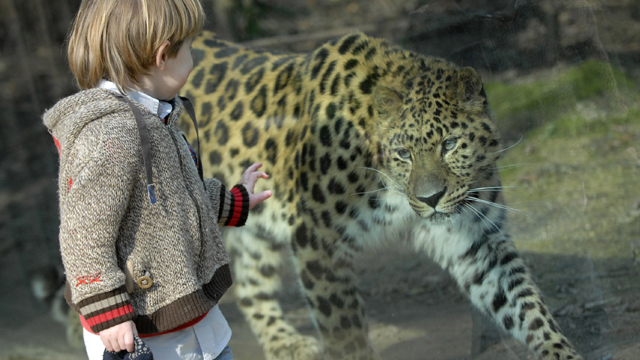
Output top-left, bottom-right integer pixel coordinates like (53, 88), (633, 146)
(204, 178), (250, 227)
(58, 125), (137, 333)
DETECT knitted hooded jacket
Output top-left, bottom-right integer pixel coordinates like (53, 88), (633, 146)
(43, 88), (249, 334)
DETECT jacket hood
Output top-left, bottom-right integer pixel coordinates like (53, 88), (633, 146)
(43, 89), (133, 154)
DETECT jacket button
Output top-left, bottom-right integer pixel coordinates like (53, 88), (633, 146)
(137, 276), (153, 289)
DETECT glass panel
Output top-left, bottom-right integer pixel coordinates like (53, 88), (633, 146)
(1, 1), (637, 359)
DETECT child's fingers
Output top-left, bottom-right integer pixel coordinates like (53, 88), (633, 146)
(248, 190), (271, 209)
(117, 335), (126, 353)
(252, 172), (269, 181)
(242, 172), (269, 188)
(244, 162), (263, 175)
(110, 338), (120, 352)
(101, 333), (115, 352)
(251, 190), (272, 206)
(124, 330), (135, 352)
(240, 164), (267, 184)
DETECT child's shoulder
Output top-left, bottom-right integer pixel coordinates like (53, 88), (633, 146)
(45, 88), (142, 155)
(45, 88), (126, 128)
(48, 88), (121, 114)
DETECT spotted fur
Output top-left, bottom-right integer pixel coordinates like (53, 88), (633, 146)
(180, 31), (583, 360)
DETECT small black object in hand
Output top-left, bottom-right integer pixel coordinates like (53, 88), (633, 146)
(102, 335), (153, 360)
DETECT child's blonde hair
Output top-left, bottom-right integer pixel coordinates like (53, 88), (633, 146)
(68, 0), (205, 93)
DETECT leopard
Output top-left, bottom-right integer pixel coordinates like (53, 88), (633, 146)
(176, 30), (583, 360)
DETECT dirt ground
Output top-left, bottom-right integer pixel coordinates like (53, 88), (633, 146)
(2, 240), (640, 360)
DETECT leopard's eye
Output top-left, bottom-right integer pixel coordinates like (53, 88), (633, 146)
(443, 139), (457, 151)
(397, 148), (412, 160)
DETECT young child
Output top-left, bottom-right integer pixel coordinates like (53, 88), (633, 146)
(42, 1), (271, 359)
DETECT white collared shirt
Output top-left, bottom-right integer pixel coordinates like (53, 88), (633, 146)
(98, 80), (174, 119)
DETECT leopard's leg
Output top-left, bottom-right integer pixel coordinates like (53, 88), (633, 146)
(455, 238), (581, 360)
(416, 193), (583, 360)
(291, 220), (379, 360)
(224, 228), (323, 360)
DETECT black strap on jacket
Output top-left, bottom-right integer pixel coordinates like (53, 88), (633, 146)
(116, 95), (157, 204)
(179, 96), (204, 183)
(115, 94), (203, 204)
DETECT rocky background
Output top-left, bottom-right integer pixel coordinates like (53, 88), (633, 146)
(1, 0), (639, 359)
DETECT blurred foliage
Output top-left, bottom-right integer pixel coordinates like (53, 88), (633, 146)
(485, 60), (639, 139)
(541, 104), (640, 139)
(487, 61), (640, 259)
(235, 1), (271, 41)
(227, 0), (308, 41)
(486, 60), (636, 122)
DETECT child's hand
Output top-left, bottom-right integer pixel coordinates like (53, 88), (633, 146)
(100, 320), (137, 353)
(239, 163), (272, 209)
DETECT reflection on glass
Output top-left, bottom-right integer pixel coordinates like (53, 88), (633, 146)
(0, 1), (638, 359)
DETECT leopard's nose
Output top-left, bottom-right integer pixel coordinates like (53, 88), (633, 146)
(417, 187), (447, 208)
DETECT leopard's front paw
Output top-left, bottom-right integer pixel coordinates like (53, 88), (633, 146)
(538, 343), (583, 360)
(265, 334), (323, 360)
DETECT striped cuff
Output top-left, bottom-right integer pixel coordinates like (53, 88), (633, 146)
(77, 286), (136, 333)
(217, 184), (250, 227)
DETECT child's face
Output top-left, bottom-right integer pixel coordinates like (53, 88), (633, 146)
(155, 37), (195, 100)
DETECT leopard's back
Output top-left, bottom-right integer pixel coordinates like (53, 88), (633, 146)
(182, 33), (412, 241)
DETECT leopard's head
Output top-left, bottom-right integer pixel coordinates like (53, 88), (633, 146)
(372, 58), (501, 219)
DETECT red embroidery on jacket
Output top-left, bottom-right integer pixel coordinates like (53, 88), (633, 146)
(75, 271), (102, 287)
(68, 177), (73, 192)
(52, 136), (61, 155)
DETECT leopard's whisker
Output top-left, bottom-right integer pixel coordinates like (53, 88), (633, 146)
(463, 203), (494, 233)
(359, 167), (402, 189)
(350, 177), (406, 196)
(469, 186), (521, 191)
(466, 196), (530, 219)
(351, 187), (396, 196)
(497, 163), (535, 170)
(470, 189), (516, 194)
(381, 183), (406, 196)
(468, 186), (520, 194)
(491, 135), (523, 154)
(464, 203), (506, 239)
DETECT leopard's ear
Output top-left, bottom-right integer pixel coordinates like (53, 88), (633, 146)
(372, 86), (402, 116)
(456, 67), (486, 112)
